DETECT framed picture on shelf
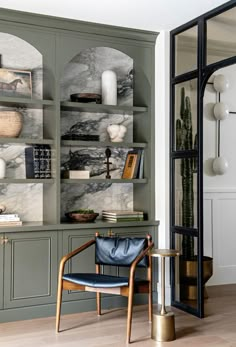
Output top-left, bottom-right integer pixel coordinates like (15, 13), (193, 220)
(122, 150), (141, 179)
(0, 68), (32, 98)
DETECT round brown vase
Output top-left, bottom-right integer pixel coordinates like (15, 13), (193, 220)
(180, 256), (213, 300)
(0, 111), (23, 137)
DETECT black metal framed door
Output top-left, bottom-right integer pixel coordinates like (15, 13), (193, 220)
(170, 0), (236, 318)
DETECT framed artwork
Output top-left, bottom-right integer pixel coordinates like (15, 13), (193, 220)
(0, 68), (32, 98)
(122, 151), (138, 179)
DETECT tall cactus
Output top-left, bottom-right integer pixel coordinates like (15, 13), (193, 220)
(176, 87), (196, 260)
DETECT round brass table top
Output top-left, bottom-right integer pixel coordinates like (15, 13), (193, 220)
(150, 249), (180, 257)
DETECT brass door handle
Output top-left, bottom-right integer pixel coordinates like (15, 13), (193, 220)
(0, 237), (9, 245)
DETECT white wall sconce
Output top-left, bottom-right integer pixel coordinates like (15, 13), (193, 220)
(212, 74), (229, 175)
(213, 102), (229, 120)
(213, 74), (230, 93)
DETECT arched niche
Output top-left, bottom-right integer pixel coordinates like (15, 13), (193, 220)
(60, 47), (134, 220)
(0, 32), (43, 99)
(60, 47), (133, 106)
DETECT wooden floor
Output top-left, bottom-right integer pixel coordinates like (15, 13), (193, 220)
(0, 285), (236, 346)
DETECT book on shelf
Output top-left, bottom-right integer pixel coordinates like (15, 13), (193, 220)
(0, 220), (22, 226)
(25, 145), (52, 179)
(138, 150), (144, 179)
(0, 214), (20, 221)
(63, 170), (90, 179)
(102, 210), (144, 217)
(122, 149), (143, 179)
(103, 217), (144, 222)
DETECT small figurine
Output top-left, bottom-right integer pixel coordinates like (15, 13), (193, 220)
(104, 147), (112, 179)
(107, 124), (127, 142)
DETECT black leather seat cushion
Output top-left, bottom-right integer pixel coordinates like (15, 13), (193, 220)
(63, 273), (147, 288)
(95, 236), (148, 267)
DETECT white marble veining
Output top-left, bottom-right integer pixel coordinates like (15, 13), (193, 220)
(61, 111), (133, 142)
(61, 47), (133, 106)
(0, 184), (43, 221)
(61, 146), (129, 179)
(61, 183), (133, 220)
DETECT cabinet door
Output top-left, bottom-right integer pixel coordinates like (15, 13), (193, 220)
(0, 233), (3, 310)
(4, 231), (58, 309)
(61, 229), (107, 302)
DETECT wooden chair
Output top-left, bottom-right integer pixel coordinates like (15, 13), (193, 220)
(56, 232), (154, 344)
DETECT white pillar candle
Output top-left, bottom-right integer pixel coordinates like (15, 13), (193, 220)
(101, 70), (117, 105)
(0, 158), (6, 178)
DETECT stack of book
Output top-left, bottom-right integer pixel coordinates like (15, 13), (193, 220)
(122, 149), (144, 179)
(0, 213), (22, 227)
(102, 210), (144, 223)
(25, 145), (52, 179)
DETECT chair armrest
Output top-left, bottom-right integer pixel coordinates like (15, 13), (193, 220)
(129, 241), (154, 280)
(58, 238), (95, 277)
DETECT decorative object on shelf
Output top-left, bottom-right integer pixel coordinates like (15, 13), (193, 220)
(0, 110), (23, 137)
(102, 210), (144, 222)
(104, 147), (112, 179)
(213, 102), (229, 120)
(213, 74), (229, 93)
(122, 149), (142, 179)
(70, 93), (101, 104)
(0, 157), (6, 178)
(107, 124), (127, 142)
(101, 70), (117, 105)
(0, 68), (32, 98)
(61, 134), (99, 141)
(65, 209), (99, 223)
(63, 170), (90, 179)
(0, 204), (6, 214)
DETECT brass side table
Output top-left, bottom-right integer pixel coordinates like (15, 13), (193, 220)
(150, 249), (180, 342)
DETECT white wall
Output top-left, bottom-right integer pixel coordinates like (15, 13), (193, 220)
(204, 64), (236, 285)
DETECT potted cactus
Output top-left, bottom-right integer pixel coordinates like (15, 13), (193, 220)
(176, 87), (212, 300)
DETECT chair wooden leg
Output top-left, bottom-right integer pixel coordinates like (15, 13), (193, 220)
(97, 292), (101, 316)
(126, 287), (134, 344)
(56, 278), (63, 333)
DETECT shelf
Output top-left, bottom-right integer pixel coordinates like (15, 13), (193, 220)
(61, 178), (147, 184)
(61, 140), (147, 148)
(0, 138), (54, 145)
(60, 101), (147, 114)
(0, 96), (54, 108)
(0, 179), (54, 184)
(2, 220), (159, 233)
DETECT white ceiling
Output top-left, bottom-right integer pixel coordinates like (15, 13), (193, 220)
(0, 0), (230, 31)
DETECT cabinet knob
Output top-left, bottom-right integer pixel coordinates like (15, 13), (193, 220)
(0, 237), (9, 245)
(108, 229), (115, 237)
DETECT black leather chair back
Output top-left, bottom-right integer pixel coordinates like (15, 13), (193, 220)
(95, 236), (148, 267)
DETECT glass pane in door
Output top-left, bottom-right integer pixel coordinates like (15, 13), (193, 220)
(173, 232), (199, 310)
(174, 79), (198, 152)
(174, 158), (198, 228)
(207, 7), (236, 65)
(175, 26), (198, 76)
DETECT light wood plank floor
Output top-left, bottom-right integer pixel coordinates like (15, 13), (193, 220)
(0, 285), (236, 346)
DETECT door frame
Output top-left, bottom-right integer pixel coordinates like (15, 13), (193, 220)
(170, 0), (236, 317)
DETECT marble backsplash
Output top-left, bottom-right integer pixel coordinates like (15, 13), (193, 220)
(61, 182), (133, 221)
(61, 146), (129, 178)
(61, 47), (133, 106)
(0, 184), (43, 221)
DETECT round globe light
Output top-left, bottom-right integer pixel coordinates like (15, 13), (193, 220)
(213, 74), (229, 93)
(213, 102), (229, 120)
(212, 156), (229, 175)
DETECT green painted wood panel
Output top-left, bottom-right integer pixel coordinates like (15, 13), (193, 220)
(4, 231), (58, 309)
(0, 234), (3, 310)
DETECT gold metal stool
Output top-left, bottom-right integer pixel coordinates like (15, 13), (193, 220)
(150, 249), (179, 342)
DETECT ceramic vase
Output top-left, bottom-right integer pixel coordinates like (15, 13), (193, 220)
(101, 70), (117, 105)
(0, 111), (23, 137)
(0, 158), (6, 178)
